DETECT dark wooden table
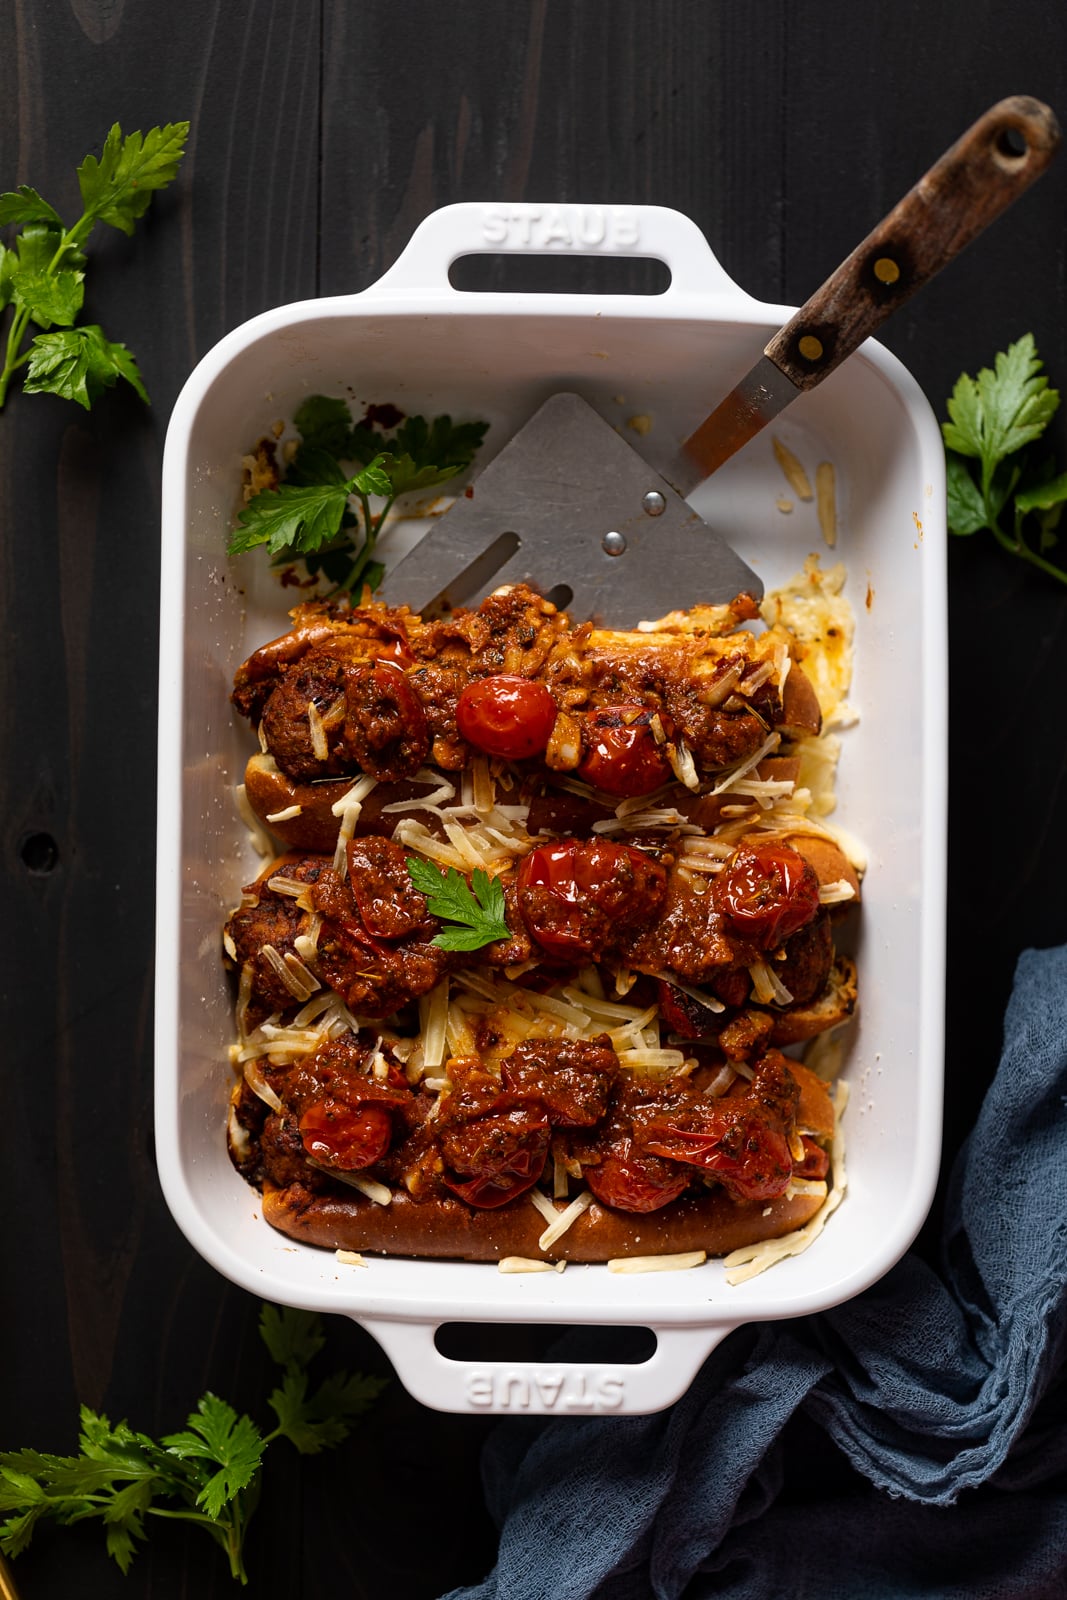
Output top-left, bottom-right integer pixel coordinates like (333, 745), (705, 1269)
(3, 4), (1067, 1595)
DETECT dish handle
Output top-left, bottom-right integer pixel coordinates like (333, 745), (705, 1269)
(363, 200), (758, 304)
(355, 1315), (733, 1416)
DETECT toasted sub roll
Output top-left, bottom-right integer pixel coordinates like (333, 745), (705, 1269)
(783, 834), (861, 904)
(242, 753), (431, 852)
(229, 583), (857, 1270)
(767, 955), (858, 1045)
(261, 1180), (830, 1263)
(778, 662), (823, 737)
(790, 1058), (838, 1140)
(239, 749), (852, 865)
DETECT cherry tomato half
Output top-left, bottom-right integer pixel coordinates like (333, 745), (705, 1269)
(456, 675), (558, 759)
(644, 1109), (793, 1202)
(584, 1144), (689, 1213)
(440, 1107), (550, 1208)
(577, 704), (673, 798)
(516, 838), (667, 961)
(299, 1097), (393, 1170)
(714, 841), (820, 949)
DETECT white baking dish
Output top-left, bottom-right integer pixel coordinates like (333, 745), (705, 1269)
(156, 202), (946, 1416)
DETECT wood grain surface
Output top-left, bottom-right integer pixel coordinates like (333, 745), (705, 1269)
(2, 2), (1066, 1595)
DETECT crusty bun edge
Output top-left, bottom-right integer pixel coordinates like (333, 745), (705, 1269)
(243, 753), (423, 853)
(779, 661), (822, 736)
(784, 834), (862, 903)
(261, 1181), (829, 1263)
(767, 955), (857, 1045)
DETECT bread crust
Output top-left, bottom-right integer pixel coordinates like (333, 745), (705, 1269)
(767, 955), (858, 1045)
(243, 754), (426, 853)
(261, 1178), (829, 1263)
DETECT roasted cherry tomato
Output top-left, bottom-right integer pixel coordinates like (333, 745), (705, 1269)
(584, 1144), (689, 1213)
(516, 838), (667, 961)
(299, 1097), (393, 1170)
(440, 1105), (550, 1208)
(577, 703), (673, 798)
(456, 674), (558, 759)
(643, 1108), (793, 1202)
(714, 841), (820, 949)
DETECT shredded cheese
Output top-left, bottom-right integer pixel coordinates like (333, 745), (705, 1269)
(329, 774), (380, 818)
(307, 701), (329, 762)
(266, 804), (303, 823)
(772, 436), (814, 501)
(748, 960), (794, 1007)
(536, 1190), (593, 1251)
(235, 784), (274, 858)
(419, 980), (450, 1072)
(336, 1249), (368, 1267)
(608, 1251), (707, 1274)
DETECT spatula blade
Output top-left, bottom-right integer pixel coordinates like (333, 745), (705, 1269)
(378, 393), (762, 625)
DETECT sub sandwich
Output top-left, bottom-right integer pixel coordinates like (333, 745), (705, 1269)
(224, 577), (859, 1267)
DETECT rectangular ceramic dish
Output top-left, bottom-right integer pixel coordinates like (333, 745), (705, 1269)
(156, 202), (946, 1415)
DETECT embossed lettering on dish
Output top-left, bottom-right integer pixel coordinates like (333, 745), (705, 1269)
(480, 204), (640, 250)
(464, 1366), (625, 1411)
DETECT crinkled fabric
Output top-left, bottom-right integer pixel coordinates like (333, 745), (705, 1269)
(442, 946), (1067, 1600)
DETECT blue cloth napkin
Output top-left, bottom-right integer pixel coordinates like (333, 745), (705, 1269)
(444, 946), (1067, 1600)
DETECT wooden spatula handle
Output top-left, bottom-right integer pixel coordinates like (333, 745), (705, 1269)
(764, 96), (1061, 390)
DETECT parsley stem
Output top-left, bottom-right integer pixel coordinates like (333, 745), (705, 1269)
(148, 1507), (248, 1584)
(0, 303), (33, 409)
(330, 492), (396, 597)
(989, 504), (1067, 586)
(62, 212), (95, 255)
(0, 221), (92, 408)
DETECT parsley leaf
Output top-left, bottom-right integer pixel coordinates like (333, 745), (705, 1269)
(258, 1302), (326, 1368)
(942, 335), (1067, 586)
(232, 395), (488, 597)
(0, 185), (63, 228)
(230, 454), (391, 557)
(406, 857), (512, 950)
(1015, 468), (1067, 519)
(76, 121), (189, 235)
(162, 1396), (266, 1520)
(944, 451), (989, 536)
(0, 245), (13, 314)
(23, 324), (148, 408)
(293, 393), (355, 457)
(268, 1368), (386, 1455)
(391, 412), (491, 476)
(0, 122), (187, 410)
(943, 335), (1059, 490)
(0, 1303), (384, 1584)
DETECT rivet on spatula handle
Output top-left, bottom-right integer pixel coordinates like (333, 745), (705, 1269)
(680, 96), (1060, 483)
(768, 95), (1061, 390)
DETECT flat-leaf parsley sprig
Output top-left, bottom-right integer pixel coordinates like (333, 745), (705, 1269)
(942, 333), (1067, 584)
(230, 394), (489, 597)
(0, 121), (189, 410)
(406, 857), (512, 951)
(0, 1303), (386, 1585)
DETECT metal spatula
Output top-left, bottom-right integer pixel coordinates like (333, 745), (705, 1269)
(379, 96), (1059, 625)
